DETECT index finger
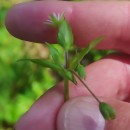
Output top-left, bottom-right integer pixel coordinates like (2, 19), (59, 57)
(6, 1), (130, 53)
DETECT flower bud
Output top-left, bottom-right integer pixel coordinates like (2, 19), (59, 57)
(99, 102), (116, 120)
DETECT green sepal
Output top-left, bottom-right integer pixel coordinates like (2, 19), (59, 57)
(75, 64), (86, 79)
(99, 102), (116, 120)
(46, 43), (63, 65)
(57, 20), (73, 51)
(70, 37), (104, 70)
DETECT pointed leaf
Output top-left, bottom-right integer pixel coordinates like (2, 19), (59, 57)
(57, 20), (73, 50)
(18, 59), (77, 84)
(70, 37), (104, 69)
(75, 64), (86, 79)
(18, 59), (61, 72)
(46, 43), (64, 65)
(87, 36), (104, 51)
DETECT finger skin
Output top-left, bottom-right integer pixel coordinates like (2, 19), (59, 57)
(15, 53), (130, 130)
(6, 1), (130, 53)
(57, 96), (130, 130)
(105, 99), (130, 130)
(69, 53), (130, 101)
(57, 97), (106, 130)
(14, 87), (64, 130)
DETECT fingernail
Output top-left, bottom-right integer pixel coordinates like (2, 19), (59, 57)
(57, 97), (105, 130)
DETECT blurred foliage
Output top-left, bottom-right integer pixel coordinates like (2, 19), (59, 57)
(0, 0), (112, 130)
(0, 0), (56, 129)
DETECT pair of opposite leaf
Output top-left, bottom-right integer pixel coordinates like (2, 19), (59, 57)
(18, 13), (116, 121)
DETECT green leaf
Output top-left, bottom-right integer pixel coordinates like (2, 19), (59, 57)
(75, 64), (86, 79)
(46, 43), (64, 65)
(99, 102), (116, 120)
(63, 69), (77, 84)
(17, 59), (61, 72)
(87, 36), (104, 52)
(70, 37), (104, 70)
(57, 20), (74, 50)
(18, 59), (76, 84)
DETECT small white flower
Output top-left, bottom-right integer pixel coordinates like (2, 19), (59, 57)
(44, 12), (64, 26)
(44, 19), (53, 25)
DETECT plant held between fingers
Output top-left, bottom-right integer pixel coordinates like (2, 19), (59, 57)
(18, 13), (116, 121)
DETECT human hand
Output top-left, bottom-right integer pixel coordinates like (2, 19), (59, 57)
(6, 1), (130, 130)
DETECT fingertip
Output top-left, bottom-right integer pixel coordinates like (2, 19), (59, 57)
(57, 96), (105, 130)
(5, 1), (73, 42)
(6, 1), (130, 53)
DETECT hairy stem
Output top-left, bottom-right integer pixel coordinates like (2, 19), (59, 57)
(72, 70), (101, 103)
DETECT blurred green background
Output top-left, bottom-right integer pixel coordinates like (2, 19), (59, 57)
(0, 0), (111, 129)
(0, 0), (57, 129)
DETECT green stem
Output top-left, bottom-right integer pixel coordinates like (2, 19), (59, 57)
(64, 77), (69, 101)
(64, 50), (69, 101)
(72, 70), (101, 103)
(65, 51), (69, 68)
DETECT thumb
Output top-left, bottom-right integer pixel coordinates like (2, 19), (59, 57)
(57, 96), (105, 130)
